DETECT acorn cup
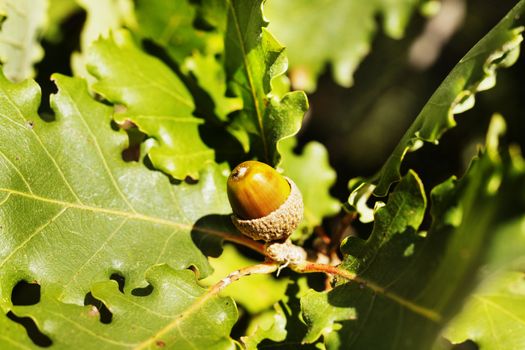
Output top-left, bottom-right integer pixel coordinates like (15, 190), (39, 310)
(227, 161), (304, 242)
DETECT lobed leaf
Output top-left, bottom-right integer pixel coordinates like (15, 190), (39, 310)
(182, 51), (243, 122)
(86, 31), (215, 180)
(348, 0), (525, 215)
(134, 0), (210, 65)
(241, 310), (287, 350)
(10, 265), (237, 349)
(224, 0), (308, 165)
(302, 115), (525, 349)
(0, 73), (237, 346)
(200, 244), (288, 314)
(71, 0), (135, 80)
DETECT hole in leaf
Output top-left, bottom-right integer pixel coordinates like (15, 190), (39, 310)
(83, 292), (113, 324)
(7, 311), (52, 347)
(452, 340), (479, 350)
(110, 273), (126, 293)
(11, 281), (41, 306)
(187, 265), (199, 276)
(184, 176), (198, 185)
(131, 284), (154, 297)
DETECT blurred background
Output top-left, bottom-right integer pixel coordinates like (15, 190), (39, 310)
(292, 0), (525, 200)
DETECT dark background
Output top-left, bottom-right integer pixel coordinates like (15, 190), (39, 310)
(296, 0), (525, 201)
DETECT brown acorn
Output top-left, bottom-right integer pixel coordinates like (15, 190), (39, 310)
(227, 161), (303, 242)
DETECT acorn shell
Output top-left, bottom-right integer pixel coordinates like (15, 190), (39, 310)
(231, 177), (303, 242)
(227, 160), (290, 220)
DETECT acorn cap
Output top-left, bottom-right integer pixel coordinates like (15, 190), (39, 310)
(231, 177), (303, 242)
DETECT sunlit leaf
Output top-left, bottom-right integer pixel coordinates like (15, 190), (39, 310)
(134, 0), (210, 64)
(279, 138), (340, 242)
(224, 0), (308, 165)
(11, 265), (238, 349)
(242, 310), (287, 350)
(87, 31), (215, 180)
(200, 244), (288, 314)
(71, 0), (135, 79)
(0, 73), (237, 346)
(444, 271), (525, 349)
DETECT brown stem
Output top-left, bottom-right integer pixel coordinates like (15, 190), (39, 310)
(314, 226), (331, 245)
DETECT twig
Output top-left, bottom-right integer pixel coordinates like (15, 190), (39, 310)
(209, 262), (279, 294)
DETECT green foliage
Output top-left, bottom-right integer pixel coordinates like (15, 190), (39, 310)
(0, 73), (237, 347)
(10, 265), (237, 349)
(302, 115), (525, 349)
(349, 0), (525, 206)
(0, 0), (47, 82)
(87, 30), (214, 180)
(200, 245), (289, 314)
(265, 0), (429, 91)
(223, 0), (308, 164)
(444, 271), (525, 348)
(0, 0), (524, 349)
(280, 138), (340, 242)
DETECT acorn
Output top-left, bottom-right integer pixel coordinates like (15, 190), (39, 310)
(227, 161), (303, 242)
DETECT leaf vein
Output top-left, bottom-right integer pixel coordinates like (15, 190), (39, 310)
(0, 91), (83, 204)
(59, 218), (129, 299)
(60, 88), (138, 214)
(0, 149), (34, 194)
(227, 0), (268, 161)
(0, 207), (67, 269)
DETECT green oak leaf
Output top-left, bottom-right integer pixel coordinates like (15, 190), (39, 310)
(199, 0), (228, 34)
(134, 0), (213, 65)
(224, 0), (308, 165)
(182, 51), (243, 122)
(0, 312), (36, 349)
(9, 264), (237, 349)
(76, 0), (135, 53)
(71, 0), (135, 80)
(265, 0), (428, 92)
(134, 0), (241, 125)
(301, 115), (525, 349)
(242, 309), (287, 350)
(444, 271), (525, 349)
(280, 138), (340, 242)
(86, 30), (215, 180)
(348, 0), (525, 216)
(0, 72), (238, 346)
(301, 290), (356, 344)
(0, 0), (47, 82)
(343, 170), (426, 272)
